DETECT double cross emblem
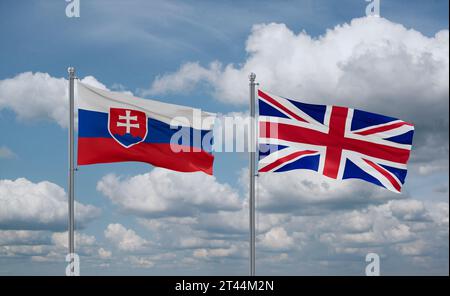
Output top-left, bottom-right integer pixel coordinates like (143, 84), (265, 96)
(108, 108), (148, 148)
(116, 110), (140, 134)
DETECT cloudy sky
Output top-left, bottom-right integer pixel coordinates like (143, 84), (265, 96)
(0, 0), (448, 275)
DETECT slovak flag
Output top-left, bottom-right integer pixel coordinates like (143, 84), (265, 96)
(77, 82), (215, 175)
(258, 90), (415, 193)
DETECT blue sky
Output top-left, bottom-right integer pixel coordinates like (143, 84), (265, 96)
(0, 0), (448, 275)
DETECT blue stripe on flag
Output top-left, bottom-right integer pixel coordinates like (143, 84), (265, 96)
(273, 154), (320, 173)
(78, 109), (213, 151)
(380, 164), (408, 184)
(258, 144), (288, 160)
(351, 109), (398, 131)
(342, 158), (384, 188)
(258, 99), (290, 119)
(286, 99), (327, 124)
(385, 130), (414, 145)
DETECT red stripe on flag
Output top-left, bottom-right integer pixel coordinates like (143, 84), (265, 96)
(259, 150), (317, 173)
(78, 137), (214, 175)
(260, 122), (412, 165)
(323, 106), (348, 179)
(363, 159), (401, 192)
(258, 90), (307, 122)
(355, 122), (414, 136)
(323, 146), (342, 179)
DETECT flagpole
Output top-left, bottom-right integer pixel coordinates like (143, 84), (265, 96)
(68, 67), (75, 276)
(249, 73), (256, 276)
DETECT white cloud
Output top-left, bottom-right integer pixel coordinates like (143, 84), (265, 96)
(389, 200), (431, 222)
(260, 227), (294, 250)
(0, 72), (107, 128)
(147, 17), (449, 170)
(427, 202), (449, 227)
(196, 206), (286, 236)
(143, 61), (222, 97)
(338, 211), (373, 233)
(179, 237), (206, 249)
(193, 246), (237, 258)
(79, 76), (108, 90)
(148, 17), (448, 110)
(104, 223), (148, 252)
(322, 218), (412, 247)
(254, 169), (402, 214)
(138, 216), (197, 232)
(0, 230), (97, 260)
(1, 16), (444, 275)
(125, 252), (177, 269)
(0, 146), (16, 159)
(126, 255), (155, 268)
(309, 200), (443, 252)
(0, 245), (49, 257)
(0, 72), (68, 127)
(0, 230), (50, 246)
(0, 178), (100, 230)
(51, 231), (96, 249)
(395, 240), (429, 257)
(97, 168), (241, 218)
(98, 247), (112, 259)
(96, 165), (447, 273)
(239, 185), (448, 273)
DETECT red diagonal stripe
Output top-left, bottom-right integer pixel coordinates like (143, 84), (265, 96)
(363, 159), (401, 192)
(259, 150), (317, 173)
(355, 121), (414, 136)
(258, 90), (307, 122)
(260, 122), (412, 164)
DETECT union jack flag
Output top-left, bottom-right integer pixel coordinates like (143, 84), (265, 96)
(258, 90), (415, 193)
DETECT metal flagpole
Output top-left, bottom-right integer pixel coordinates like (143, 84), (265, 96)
(68, 67), (75, 276)
(249, 73), (256, 276)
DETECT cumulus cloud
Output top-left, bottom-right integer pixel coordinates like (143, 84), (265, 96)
(0, 72), (68, 127)
(0, 230), (97, 261)
(136, 195), (446, 273)
(51, 231), (96, 249)
(2, 16), (445, 275)
(95, 168), (249, 265)
(93, 163), (447, 273)
(137, 215), (245, 260)
(260, 227), (294, 251)
(0, 230), (50, 246)
(0, 245), (50, 258)
(0, 178), (100, 230)
(195, 206), (286, 237)
(0, 72), (107, 128)
(143, 62), (222, 97)
(148, 17), (448, 112)
(126, 255), (155, 268)
(104, 223), (149, 252)
(221, 198), (442, 275)
(295, 199), (447, 258)
(97, 168), (241, 218)
(389, 200), (431, 222)
(147, 17), (449, 171)
(193, 246), (238, 259)
(427, 202), (449, 227)
(98, 247), (112, 259)
(254, 169), (403, 215)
